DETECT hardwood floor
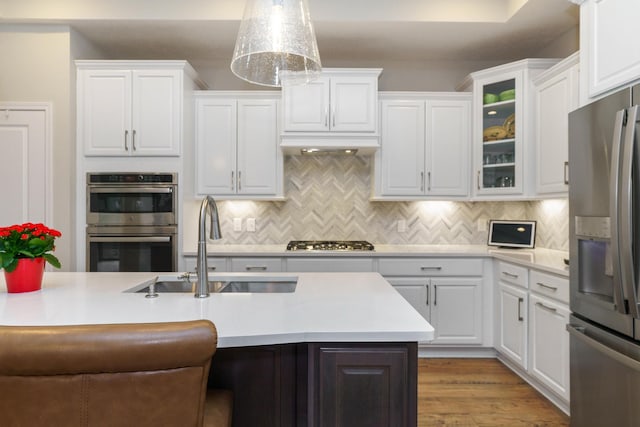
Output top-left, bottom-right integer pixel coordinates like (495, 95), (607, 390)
(418, 358), (570, 426)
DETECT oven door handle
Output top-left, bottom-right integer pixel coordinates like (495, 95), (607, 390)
(88, 187), (174, 194)
(89, 236), (172, 243)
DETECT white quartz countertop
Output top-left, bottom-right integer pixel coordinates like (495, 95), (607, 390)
(0, 272), (434, 348)
(185, 244), (569, 277)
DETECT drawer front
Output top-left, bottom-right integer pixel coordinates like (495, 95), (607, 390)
(530, 269), (569, 304)
(184, 257), (227, 273)
(286, 258), (374, 272)
(378, 258), (483, 277)
(230, 257), (283, 272)
(496, 262), (528, 289)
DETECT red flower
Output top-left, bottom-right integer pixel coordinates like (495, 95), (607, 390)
(20, 234), (29, 240)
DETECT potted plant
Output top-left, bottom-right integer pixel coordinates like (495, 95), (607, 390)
(0, 223), (62, 293)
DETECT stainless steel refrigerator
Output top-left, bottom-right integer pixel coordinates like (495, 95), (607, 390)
(569, 84), (640, 426)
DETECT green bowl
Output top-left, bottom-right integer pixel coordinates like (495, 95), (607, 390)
(483, 93), (499, 104)
(499, 89), (516, 101)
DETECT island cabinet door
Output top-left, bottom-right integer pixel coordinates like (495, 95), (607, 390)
(307, 343), (417, 427)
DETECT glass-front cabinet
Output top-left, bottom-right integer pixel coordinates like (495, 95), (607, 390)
(481, 78), (517, 191)
(462, 59), (559, 198)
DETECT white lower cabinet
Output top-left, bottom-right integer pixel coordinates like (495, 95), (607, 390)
(382, 257), (484, 346)
(494, 261), (570, 408)
(529, 293), (570, 402)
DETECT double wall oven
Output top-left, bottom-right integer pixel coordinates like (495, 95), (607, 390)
(86, 173), (177, 272)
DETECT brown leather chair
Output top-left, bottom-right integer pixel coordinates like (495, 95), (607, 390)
(0, 320), (232, 427)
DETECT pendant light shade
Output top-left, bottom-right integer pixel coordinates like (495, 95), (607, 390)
(231, 0), (322, 87)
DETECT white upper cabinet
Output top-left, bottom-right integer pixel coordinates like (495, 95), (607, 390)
(281, 68), (381, 133)
(533, 53), (579, 196)
(195, 92), (283, 199)
(77, 61), (198, 157)
(579, 0), (640, 100)
(459, 59), (559, 199)
(374, 93), (471, 199)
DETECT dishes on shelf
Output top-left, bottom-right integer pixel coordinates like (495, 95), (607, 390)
(503, 113), (515, 138)
(483, 125), (507, 141)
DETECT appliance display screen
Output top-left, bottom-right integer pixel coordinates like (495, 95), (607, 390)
(488, 220), (536, 248)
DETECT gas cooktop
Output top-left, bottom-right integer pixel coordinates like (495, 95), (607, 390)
(286, 240), (375, 251)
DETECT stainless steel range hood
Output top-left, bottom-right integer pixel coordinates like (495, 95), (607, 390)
(280, 136), (379, 155)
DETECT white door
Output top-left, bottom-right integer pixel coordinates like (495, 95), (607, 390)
(131, 69), (181, 156)
(331, 76), (377, 132)
(388, 279), (430, 321)
(535, 66), (577, 195)
(380, 100), (425, 196)
(529, 294), (570, 401)
(79, 69), (131, 156)
(430, 278), (483, 344)
(0, 105), (50, 226)
(426, 99), (470, 197)
(583, 0), (640, 97)
(282, 77), (329, 132)
(196, 98), (237, 195)
(237, 99), (279, 195)
(498, 283), (528, 369)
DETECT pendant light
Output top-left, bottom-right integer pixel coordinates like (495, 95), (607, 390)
(230, 0), (322, 87)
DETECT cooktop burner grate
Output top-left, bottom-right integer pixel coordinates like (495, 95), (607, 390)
(286, 240), (375, 251)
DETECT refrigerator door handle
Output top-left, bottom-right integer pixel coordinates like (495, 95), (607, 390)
(610, 109), (628, 314)
(567, 323), (640, 372)
(620, 105), (640, 317)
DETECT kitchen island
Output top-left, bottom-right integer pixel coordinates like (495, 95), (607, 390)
(0, 271), (432, 427)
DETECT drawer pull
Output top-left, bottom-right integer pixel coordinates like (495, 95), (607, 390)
(421, 266), (442, 271)
(246, 266), (267, 271)
(208, 266), (217, 271)
(502, 271), (519, 279)
(536, 282), (558, 291)
(536, 302), (558, 313)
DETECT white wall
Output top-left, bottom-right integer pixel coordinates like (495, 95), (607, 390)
(0, 24), (106, 271)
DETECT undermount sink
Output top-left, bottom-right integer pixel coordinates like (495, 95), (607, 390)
(126, 275), (298, 294)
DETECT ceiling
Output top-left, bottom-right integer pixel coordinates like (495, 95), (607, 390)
(3, 0), (580, 63)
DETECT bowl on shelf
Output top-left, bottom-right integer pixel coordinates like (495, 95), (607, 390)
(483, 93), (500, 104)
(499, 89), (516, 101)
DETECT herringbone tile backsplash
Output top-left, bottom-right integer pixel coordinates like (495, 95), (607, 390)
(214, 156), (569, 251)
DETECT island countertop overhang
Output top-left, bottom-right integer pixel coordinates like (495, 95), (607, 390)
(0, 272), (434, 348)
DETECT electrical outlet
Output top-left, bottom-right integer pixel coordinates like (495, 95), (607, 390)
(397, 219), (406, 233)
(477, 219), (487, 232)
(247, 218), (256, 232)
(233, 218), (242, 231)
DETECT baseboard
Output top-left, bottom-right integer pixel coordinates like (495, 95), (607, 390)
(418, 346), (497, 358)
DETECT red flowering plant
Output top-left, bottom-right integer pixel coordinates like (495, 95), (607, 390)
(0, 223), (62, 272)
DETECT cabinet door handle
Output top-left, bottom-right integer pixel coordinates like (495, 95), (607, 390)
(477, 170), (481, 190)
(332, 107), (336, 128)
(420, 171), (425, 192)
(246, 266), (267, 271)
(518, 297), (524, 321)
(124, 130), (129, 151)
(434, 285), (437, 306)
(421, 266), (442, 271)
(502, 271), (519, 279)
(564, 161), (569, 185)
(231, 171), (235, 190)
(428, 172), (432, 192)
(238, 171), (242, 191)
(536, 302), (558, 313)
(536, 282), (558, 291)
(425, 284), (429, 306)
(132, 129), (137, 151)
(324, 108), (328, 127)
(208, 266), (217, 271)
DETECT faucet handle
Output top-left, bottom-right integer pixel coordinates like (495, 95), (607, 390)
(178, 271), (194, 282)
